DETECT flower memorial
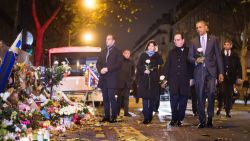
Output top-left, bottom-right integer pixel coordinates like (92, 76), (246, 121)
(0, 62), (94, 140)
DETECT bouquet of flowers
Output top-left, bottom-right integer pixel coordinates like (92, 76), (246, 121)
(197, 47), (205, 58)
(196, 47), (205, 64)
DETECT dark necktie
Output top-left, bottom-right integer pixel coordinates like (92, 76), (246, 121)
(106, 47), (112, 62)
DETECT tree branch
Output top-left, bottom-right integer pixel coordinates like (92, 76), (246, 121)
(41, 3), (62, 33)
(32, 0), (41, 30)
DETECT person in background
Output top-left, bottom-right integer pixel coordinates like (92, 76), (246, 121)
(117, 49), (135, 117)
(217, 39), (242, 117)
(153, 45), (162, 113)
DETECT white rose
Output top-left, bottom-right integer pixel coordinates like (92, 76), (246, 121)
(61, 61), (66, 65)
(54, 60), (59, 65)
(15, 126), (21, 132)
(160, 75), (165, 81)
(2, 119), (13, 126)
(1, 92), (10, 102)
(145, 59), (150, 64)
(197, 48), (203, 53)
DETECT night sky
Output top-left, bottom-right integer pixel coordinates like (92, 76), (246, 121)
(0, 0), (180, 50)
(96, 0), (180, 49)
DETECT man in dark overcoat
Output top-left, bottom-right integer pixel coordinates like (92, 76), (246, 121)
(96, 34), (123, 123)
(162, 32), (193, 126)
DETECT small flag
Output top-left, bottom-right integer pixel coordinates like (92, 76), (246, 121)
(0, 32), (22, 92)
(9, 32), (22, 53)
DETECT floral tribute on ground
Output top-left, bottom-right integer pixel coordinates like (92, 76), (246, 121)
(0, 62), (94, 140)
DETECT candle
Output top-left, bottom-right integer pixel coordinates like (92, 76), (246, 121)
(20, 137), (29, 141)
(44, 130), (50, 141)
(37, 130), (44, 141)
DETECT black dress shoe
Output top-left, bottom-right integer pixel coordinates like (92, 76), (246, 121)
(193, 112), (198, 116)
(177, 121), (183, 127)
(109, 118), (117, 123)
(216, 110), (221, 116)
(100, 117), (110, 122)
(169, 120), (176, 126)
(154, 110), (159, 113)
(143, 120), (150, 124)
(149, 117), (153, 122)
(226, 113), (232, 118)
(207, 117), (213, 128)
(124, 113), (132, 117)
(198, 123), (206, 128)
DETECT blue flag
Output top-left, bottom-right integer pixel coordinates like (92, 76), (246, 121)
(0, 32), (22, 92)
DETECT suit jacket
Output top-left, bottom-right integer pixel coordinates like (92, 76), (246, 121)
(96, 46), (123, 89)
(222, 49), (242, 84)
(188, 34), (223, 78)
(117, 58), (135, 89)
(162, 46), (193, 96)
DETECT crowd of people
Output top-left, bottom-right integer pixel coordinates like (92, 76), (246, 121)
(95, 20), (244, 129)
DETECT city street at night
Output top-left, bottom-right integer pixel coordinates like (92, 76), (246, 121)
(1, 0), (250, 140)
(55, 98), (250, 141)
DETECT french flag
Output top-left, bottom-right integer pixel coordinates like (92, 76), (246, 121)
(87, 67), (99, 87)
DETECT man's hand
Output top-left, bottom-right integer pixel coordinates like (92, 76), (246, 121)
(189, 79), (194, 86)
(219, 74), (224, 83)
(161, 80), (167, 88)
(144, 70), (150, 74)
(196, 57), (205, 64)
(100, 67), (108, 74)
(236, 78), (242, 84)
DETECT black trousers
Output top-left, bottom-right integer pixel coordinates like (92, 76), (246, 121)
(101, 84), (118, 119)
(170, 94), (188, 121)
(153, 91), (161, 112)
(218, 79), (233, 114)
(142, 98), (154, 120)
(117, 88), (130, 115)
(190, 85), (197, 114)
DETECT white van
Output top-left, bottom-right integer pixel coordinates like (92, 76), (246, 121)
(48, 46), (103, 102)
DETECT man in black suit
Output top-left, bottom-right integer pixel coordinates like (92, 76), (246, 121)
(188, 20), (224, 128)
(117, 49), (135, 117)
(162, 32), (193, 127)
(96, 34), (123, 123)
(216, 39), (242, 117)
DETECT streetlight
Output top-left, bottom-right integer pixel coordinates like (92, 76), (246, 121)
(82, 32), (94, 43)
(83, 0), (97, 10)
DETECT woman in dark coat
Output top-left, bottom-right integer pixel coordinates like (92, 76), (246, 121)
(137, 40), (163, 124)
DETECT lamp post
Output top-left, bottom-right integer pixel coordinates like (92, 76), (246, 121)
(83, 32), (93, 43)
(83, 0), (97, 10)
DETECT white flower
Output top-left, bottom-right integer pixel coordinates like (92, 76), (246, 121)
(54, 60), (59, 65)
(197, 48), (203, 53)
(2, 119), (13, 126)
(0, 92), (10, 102)
(160, 75), (165, 81)
(4, 133), (15, 140)
(61, 61), (66, 65)
(145, 59), (150, 64)
(15, 126), (22, 132)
